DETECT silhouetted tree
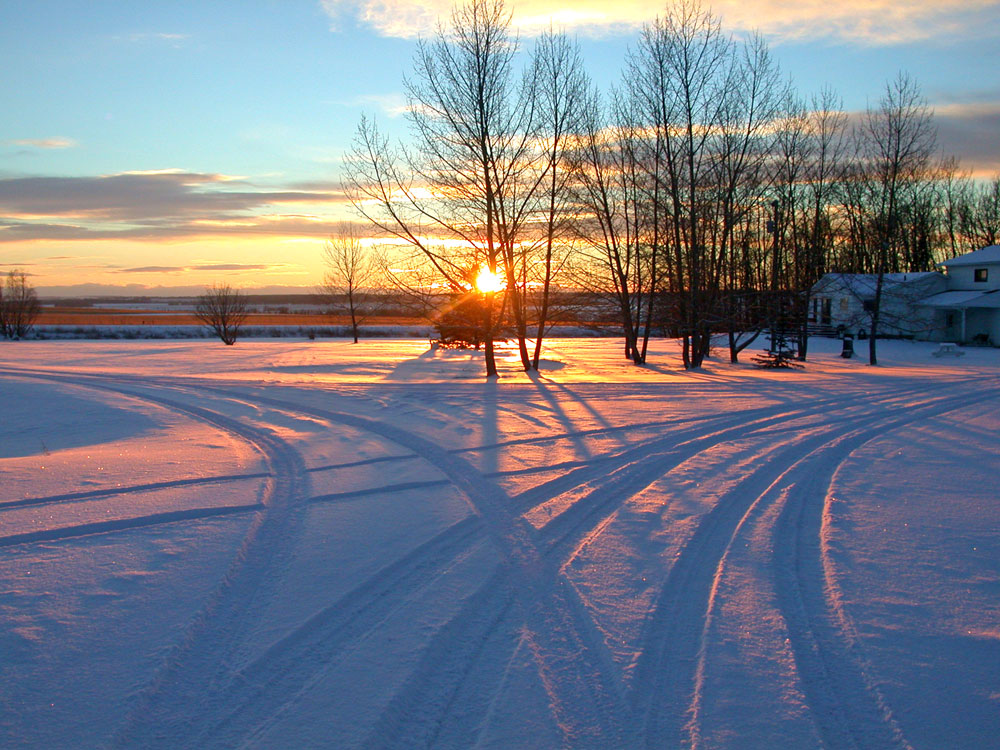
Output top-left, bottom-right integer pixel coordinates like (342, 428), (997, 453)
(319, 223), (381, 343)
(195, 283), (248, 345)
(856, 73), (937, 365)
(0, 270), (40, 340)
(346, 0), (534, 377)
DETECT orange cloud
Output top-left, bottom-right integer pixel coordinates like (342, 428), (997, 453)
(320, 0), (999, 44)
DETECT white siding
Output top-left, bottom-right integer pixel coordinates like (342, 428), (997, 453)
(943, 264), (1000, 291)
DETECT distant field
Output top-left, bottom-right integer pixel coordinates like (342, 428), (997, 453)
(37, 306), (421, 327)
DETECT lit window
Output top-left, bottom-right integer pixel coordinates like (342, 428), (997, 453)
(974, 268), (988, 282)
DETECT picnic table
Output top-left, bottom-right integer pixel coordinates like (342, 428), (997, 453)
(932, 342), (965, 357)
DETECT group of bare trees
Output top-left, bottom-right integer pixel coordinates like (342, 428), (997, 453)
(340, 0), (997, 373)
(0, 270), (40, 340)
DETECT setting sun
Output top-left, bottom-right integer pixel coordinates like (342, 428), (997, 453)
(475, 266), (504, 294)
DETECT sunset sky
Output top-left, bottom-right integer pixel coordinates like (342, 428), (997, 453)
(3, 0), (999, 296)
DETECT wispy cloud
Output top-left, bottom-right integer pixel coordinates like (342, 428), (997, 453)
(348, 93), (410, 118)
(116, 266), (188, 274)
(116, 32), (191, 47)
(8, 137), (78, 150)
(0, 170), (352, 243)
(115, 263), (282, 274)
(191, 263), (276, 271)
(932, 98), (1000, 177)
(320, 0), (1000, 44)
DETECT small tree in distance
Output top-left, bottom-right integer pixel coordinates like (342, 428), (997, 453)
(195, 283), (248, 345)
(0, 269), (41, 340)
(319, 223), (380, 343)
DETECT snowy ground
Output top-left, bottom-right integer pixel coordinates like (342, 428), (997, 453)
(1, 337), (998, 749)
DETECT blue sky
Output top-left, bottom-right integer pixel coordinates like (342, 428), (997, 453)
(2, 0), (999, 295)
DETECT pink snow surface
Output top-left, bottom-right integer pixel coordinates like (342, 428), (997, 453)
(0, 337), (997, 749)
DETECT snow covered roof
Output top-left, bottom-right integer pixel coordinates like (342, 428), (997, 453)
(939, 245), (1000, 267)
(918, 289), (1000, 308)
(813, 272), (942, 296)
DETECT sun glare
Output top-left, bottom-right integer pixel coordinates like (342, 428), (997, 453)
(475, 266), (504, 294)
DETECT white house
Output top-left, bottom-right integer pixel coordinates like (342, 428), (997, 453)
(809, 271), (948, 339)
(918, 245), (1000, 345)
(809, 245), (1000, 345)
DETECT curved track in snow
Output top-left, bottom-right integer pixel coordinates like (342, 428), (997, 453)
(1, 365), (994, 749)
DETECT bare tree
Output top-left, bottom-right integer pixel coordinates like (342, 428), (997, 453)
(712, 33), (785, 363)
(527, 30), (588, 369)
(345, 0), (537, 377)
(319, 223), (381, 343)
(632, 0), (740, 369)
(195, 283), (249, 345)
(962, 175), (1000, 249)
(568, 86), (652, 364)
(795, 87), (849, 358)
(0, 270), (41, 340)
(857, 72), (937, 365)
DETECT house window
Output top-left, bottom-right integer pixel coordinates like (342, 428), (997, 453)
(974, 268), (988, 282)
(862, 298), (875, 313)
(839, 298), (849, 313)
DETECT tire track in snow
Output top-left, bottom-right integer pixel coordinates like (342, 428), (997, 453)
(5, 370), (518, 749)
(4, 367), (979, 748)
(194, 517), (489, 748)
(0, 472), (270, 511)
(765, 386), (999, 750)
(527, 380), (952, 745)
(511, 381), (940, 519)
(212, 388), (635, 749)
(0, 503), (263, 548)
(358, 569), (519, 750)
(3, 371), (311, 750)
(228, 382), (957, 749)
(229, 383), (948, 748)
(636, 383), (995, 750)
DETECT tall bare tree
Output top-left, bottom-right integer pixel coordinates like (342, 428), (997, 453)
(568, 86), (652, 364)
(795, 88), (849, 358)
(632, 0), (737, 369)
(857, 72), (937, 365)
(712, 33), (785, 363)
(345, 0), (536, 377)
(526, 30), (587, 369)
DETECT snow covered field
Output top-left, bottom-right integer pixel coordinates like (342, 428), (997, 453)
(1, 337), (998, 749)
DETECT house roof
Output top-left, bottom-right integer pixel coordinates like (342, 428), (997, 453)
(918, 289), (1000, 308)
(813, 272), (942, 296)
(939, 245), (1000, 267)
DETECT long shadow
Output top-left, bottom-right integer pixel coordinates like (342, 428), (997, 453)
(546, 380), (631, 449)
(383, 342), (445, 381)
(526, 371), (593, 461)
(480, 377), (500, 475)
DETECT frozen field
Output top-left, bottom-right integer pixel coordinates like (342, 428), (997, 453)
(1, 337), (998, 749)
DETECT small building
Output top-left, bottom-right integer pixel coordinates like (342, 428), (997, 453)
(809, 245), (1000, 345)
(918, 245), (1000, 345)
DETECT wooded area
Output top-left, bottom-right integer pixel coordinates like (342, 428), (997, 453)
(344, 0), (999, 373)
